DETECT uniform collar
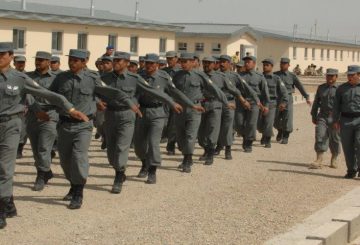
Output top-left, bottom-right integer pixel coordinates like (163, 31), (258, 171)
(34, 69), (52, 77)
(70, 69), (85, 80)
(0, 67), (13, 79)
(263, 72), (273, 77)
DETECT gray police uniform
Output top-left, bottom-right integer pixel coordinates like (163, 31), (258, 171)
(0, 68), (74, 199)
(26, 69), (58, 173)
(101, 70), (176, 172)
(333, 67), (360, 175)
(274, 70), (309, 135)
(135, 69), (194, 167)
(258, 73), (288, 138)
(311, 82), (341, 155)
(49, 69), (133, 186)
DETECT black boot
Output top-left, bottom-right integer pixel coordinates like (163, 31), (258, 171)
(182, 154), (192, 173)
(137, 160), (148, 178)
(111, 171), (126, 194)
(166, 142), (175, 155)
(5, 196), (17, 218)
(0, 198), (7, 229)
(51, 150), (56, 160)
(244, 140), (253, 153)
(260, 136), (266, 145)
(225, 146), (232, 160)
(146, 166), (157, 184)
(204, 148), (214, 166)
(281, 132), (290, 144)
(63, 184), (75, 201)
(33, 169), (53, 191)
(16, 143), (24, 159)
(199, 149), (208, 161)
(68, 185), (84, 210)
(214, 145), (223, 155)
(264, 137), (272, 148)
(276, 130), (283, 142)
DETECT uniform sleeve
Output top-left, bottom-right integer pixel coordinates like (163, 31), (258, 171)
(136, 76), (176, 107)
(165, 77), (194, 108)
(223, 75), (242, 98)
(332, 87), (342, 123)
(94, 78), (135, 108)
(24, 76), (73, 112)
(260, 75), (270, 107)
(277, 78), (289, 104)
(198, 72), (228, 105)
(236, 75), (260, 103)
(293, 75), (309, 99)
(310, 86), (321, 121)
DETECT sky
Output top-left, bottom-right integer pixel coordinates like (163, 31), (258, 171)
(16, 0), (360, 41)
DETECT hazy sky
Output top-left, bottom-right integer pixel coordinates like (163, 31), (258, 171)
(19, 0), (360, 40)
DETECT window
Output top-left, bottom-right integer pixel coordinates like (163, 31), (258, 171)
(292, 46), (297, 60)
(327, 49), (330, 61)
(178, 42), (187, 51)
(13, 28), (25, 51)
(304, 47), (308, 60)
(77, 33), (88, 49)
(108, 34), (117, 50)
(334, 50), (337, 61)
(312, 48), (316, 60)
(195, 42), (204, 52)
(358, 52), (360, 62)
(130, 36), (138, 54)
(340, 50), (343, 61)
(211, 43), (221, 53)
(352, 51), (355, 62)
(159, 38), (167, 54)
(320, 49), (324, 60)
(52, 31), (63, 53)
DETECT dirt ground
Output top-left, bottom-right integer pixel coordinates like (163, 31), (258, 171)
(1, 103), (358, 245)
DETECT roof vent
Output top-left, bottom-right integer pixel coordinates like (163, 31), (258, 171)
(21, 0), (26, 10)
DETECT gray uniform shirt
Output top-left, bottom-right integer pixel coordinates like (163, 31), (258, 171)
(274, 70), (309, 99)
(263, 73), (288, 104)
(311, 83), (338, 121)
(223, 71), (259, 104)
(240, 70), (270, 107)
(333, 82), (360, 122)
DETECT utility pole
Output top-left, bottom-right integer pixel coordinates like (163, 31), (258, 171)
(90, 0), (95, 17)
(135, 1), (140, 21)
(314, 19), (317, 38)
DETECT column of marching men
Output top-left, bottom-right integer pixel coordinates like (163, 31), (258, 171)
(1, 42), (360, 230)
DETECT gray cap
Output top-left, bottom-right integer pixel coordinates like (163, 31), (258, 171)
(67, 49), (88, 59)
(139, 56), (146, 62)
(179, 52), (195, 60)
(242, 55), (257, 62)
(194, 53), (200, 60)
(95, 58), (103, 63)
(236, 61), (245, 67)
(129, 60), (139, 66)
(280, 57), (291, 63)
(144, 53), (160, 63)
(325, 68), (338, 75)
(14, 55), (26, 62)
(262, 58), (274, 65)
(50, 56), (60, 62)
(114, 51), (131, 60)
(158, 59), (167, 65)
(0, 42), (14, 52)
(219, 55), (232, 62)
(347, 65), (360, 75)
(202, 56), (216, 63)
(34, 51), (52, 60)
(101, 56), (113, 62)
(166, 51), (177, 58)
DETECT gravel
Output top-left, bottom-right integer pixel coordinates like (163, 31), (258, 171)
(1, 103), (358, 245)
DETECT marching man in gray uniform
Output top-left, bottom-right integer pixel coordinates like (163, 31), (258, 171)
(49, 49), (141, 209)
(172, 52), (229, 173)
(135, 53), (203, 184)
(26, 51), (59, 191)
(258, 58), (288, 148)
(333, 65), (360, 179)
(274, 57), (311, 144)
(309, 68), (341, 169)
(101, 52), (183, 193)
(0, 42), (87, 229)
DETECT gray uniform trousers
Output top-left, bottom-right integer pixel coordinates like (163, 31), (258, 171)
(57, 120), (93, 185)
(340, 117), (360, 173)
(95, 111), (105, 137)
(26, 112), (57, 172)
(217, 100), (235, 147)
(19, 114), (27, 145)
(275, 94), (294, 132)
(314, 116), (341, 154)
(175, 106), (202, 155)
(134, 107), (166, 166)
(234, 102), (260, 141)
(258, 100), (277, 137)
(0, 117), (21, 198)
(166, 111), (177, 148)
(104, 109), (136, 171)
(198, 100), (222, 149)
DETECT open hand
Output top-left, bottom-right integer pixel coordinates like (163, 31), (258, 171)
(96, 101), (107, 111)
(69, 110), (89, 122)
(131, 104), (143, 118)
(172, 103), (183, 114)
(192, 105), (205, 113)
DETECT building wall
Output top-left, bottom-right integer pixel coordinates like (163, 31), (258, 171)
(226, 33), (257, 57)
(0, 18), (176, 70)
(257, 37), (290, 69)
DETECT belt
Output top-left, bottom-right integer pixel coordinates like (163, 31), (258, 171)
(227, 96), (234, 101)
(193, 100), (201, 104)
(0, 113), (22, 123)
(59, 114), (93, 123)
(107, 105), (130, 111)
(202, 98), (216, 102)
(270, 96), (277, 100)
(341, 112), (360, 118)
(139, 103), (163, 108)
